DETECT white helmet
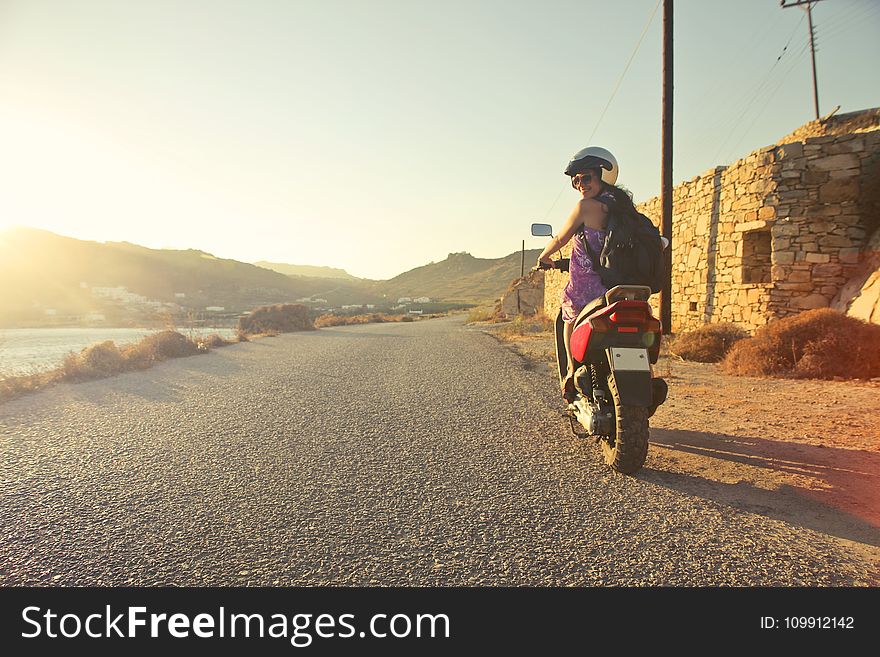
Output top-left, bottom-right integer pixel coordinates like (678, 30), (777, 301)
(564, 146), (619, 185)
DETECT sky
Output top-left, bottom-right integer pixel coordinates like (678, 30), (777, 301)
(0, 0), (878, 280)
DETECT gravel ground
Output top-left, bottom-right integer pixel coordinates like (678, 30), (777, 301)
(0, 315), (876, 585)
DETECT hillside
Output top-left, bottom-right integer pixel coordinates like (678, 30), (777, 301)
(254, 261), (360, 280)
(372, 250), (543, 303)
(0, 228), (539, 325)
(0, 228), (383, 324)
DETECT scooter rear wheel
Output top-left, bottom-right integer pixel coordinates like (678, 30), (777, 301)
(602, 373), (649, 474)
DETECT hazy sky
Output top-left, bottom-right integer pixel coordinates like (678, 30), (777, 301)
(1, 0), (878, 279)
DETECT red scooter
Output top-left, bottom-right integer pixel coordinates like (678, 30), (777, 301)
(537, 258), (668, 474)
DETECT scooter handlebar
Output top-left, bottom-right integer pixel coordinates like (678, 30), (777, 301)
(533, 258), (570, 273)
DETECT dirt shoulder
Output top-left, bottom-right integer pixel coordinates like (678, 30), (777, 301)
(483, 325), (880, 571)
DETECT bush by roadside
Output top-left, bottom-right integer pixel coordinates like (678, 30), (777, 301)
(493, 313), (554, 338)
(238, 303), (315, 335)
(314, 313), (415, 328)
(197, 333), (238, 349)
(0, 371), (58, 403)
(60, 330), (203, 381)
(669, 323), (749, 363)
(466, 304), (506, 324)
(722, 308), (880, 380)
(1, 330), (209, 401)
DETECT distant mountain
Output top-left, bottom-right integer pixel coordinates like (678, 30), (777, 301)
(372, 250), (543, 303)
(0, 228), (540, 325)
(254, 261), (360, 281)
(0, 228), (383, 324)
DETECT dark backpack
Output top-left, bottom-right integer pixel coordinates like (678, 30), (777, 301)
(578, 203), (666, 294)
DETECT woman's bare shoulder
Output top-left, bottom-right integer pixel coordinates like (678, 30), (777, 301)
(575, 196), (610, 212)
(575, 197), (609, 228)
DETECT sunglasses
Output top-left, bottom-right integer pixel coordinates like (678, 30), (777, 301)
(571, 172), (598, 189)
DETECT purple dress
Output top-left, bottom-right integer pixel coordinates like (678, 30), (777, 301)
(560, 192), (612, 323)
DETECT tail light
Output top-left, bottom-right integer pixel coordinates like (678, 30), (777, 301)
(571, 301), (664, 363)
(609, 309), (647, 324)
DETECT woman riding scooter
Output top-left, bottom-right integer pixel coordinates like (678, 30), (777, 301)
(538, 147), (642, 401)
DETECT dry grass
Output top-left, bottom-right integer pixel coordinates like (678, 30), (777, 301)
(492, 313), (554, 339)
(466, 303), (508, 324)
(60, 330), (202, 381)
(238, 303), (315, 335)
(0, 330), (210, 402)
(722, 309), (880, 380)
(314, 313), (414, 328)
(669, 323), (749, 363)
(0, 371), (60, 402)
(466, 306), (496, 323)
(197, 333), (237, 349)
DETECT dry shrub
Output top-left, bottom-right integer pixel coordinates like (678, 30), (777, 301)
(669, 323), (749, 362)
(145, 330), (202, 359)
(61, 340), (125, 380)
(239, 303), (315, 335)
(314, 314), (366, 328)
(466, 306), (499, 323)
(2, 330), (212, 404)
(198, 333), (234, 349)
(495, 313), (554, 337)
(721, 308), (880, 379)
(314, 313), (410, 328)
(0, 371), (59, 403)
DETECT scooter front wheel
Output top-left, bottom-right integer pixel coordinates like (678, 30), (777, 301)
(602, 373), (649, 474)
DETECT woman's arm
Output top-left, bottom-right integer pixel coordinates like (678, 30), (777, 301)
(537, 198), (607, 265)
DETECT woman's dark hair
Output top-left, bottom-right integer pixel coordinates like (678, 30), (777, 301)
(602, 182), (638, 216)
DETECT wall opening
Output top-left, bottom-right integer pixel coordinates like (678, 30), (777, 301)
(742, 229), (772, 284)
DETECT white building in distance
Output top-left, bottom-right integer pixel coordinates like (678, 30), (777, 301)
(91, 286), (148, 304)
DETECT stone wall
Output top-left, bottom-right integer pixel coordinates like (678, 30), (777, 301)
(832, 225), (880, 324)
(542, 109), (880, 333)
(499, 270), (544, 317)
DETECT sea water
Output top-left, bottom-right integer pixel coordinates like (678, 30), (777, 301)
(0, 327), (238, 378)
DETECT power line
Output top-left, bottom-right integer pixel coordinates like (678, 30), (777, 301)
(708, 19), (807, 163)
(821, 3), (880, 40)
(819, 5), (858, 32)
(685, 11), (786, 127)
(697, 16), (805, 154)
(538, 0), (662, 225)
(538, 184), (568, 224)
(723, 40), (812, 162)
(587, 0), (662, 143)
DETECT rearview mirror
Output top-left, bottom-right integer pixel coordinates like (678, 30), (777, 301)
(531, 223), (553, 237)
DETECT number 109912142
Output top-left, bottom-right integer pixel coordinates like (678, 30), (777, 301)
(761, 617), (854, 630)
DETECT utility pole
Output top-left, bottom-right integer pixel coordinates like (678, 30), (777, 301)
(781, 0), (824, 120)
(517, 239), (525, 314)
(660, 0), (673, 334)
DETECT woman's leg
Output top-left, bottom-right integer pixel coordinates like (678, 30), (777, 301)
(562, 319), (575, 391)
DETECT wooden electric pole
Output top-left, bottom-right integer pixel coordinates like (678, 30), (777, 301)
(781, 0), (824, 120)
(660, 0), (673, 333)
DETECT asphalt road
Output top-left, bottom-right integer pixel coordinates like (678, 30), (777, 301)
(0, 315), (876, 585)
